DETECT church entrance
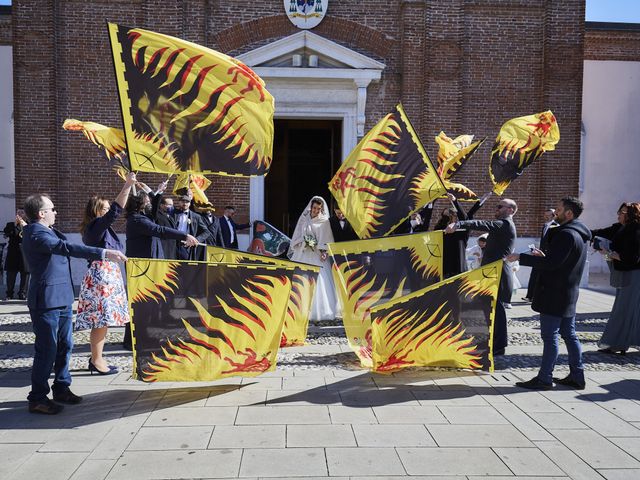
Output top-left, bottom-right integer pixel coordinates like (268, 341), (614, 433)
(265, 119), (342, 236)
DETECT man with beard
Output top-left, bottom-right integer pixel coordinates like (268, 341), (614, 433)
(151, 195), (178, 259)
(445, 198), (517, 356)
(198, 206), (225, 247)
(508, 197), (590, 390)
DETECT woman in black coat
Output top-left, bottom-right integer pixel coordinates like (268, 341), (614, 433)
(121, 192), (198, 349)
(593, 202), (640, 355)
(3, 211), (30, 300)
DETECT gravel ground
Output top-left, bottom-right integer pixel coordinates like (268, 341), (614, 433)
(3, 305), (640, 374)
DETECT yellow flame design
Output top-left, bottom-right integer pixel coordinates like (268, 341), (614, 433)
(129, 27), (273, 172)
(142, 275), (290, 382)
(128, 260), (180, 304)
(282, 274), (316, 347)
(372, 305), (482, 372)
(329, 115), (404, 238)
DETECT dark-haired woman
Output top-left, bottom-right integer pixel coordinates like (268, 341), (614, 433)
(594, 202), (640, 354)
(122, 190), (199, 349)
(74, 172), (137, 374)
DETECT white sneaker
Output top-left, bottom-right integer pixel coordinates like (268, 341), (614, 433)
(504, 303), (512, 309)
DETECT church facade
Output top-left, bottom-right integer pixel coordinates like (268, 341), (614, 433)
(6, 0), (587, 238)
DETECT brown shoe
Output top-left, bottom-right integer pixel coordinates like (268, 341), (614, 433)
(28, 398), (64, 415)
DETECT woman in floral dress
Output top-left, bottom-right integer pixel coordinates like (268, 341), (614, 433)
(288, 196), (337, 320)
(74, 172), (136, 374)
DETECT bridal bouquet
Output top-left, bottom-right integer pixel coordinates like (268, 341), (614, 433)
(303, 234), (318, 251)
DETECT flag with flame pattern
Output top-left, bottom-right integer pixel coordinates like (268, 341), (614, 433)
(490, 111), (560, 195)
(126, 259), (293, 381)
(108, 23), (274, 176)
(206, 247), (320, 347)
(369, 260), (503, 373)
(328, 232), (444, 367)
(434, 131), (485, 201)
(329, 104), (447, 239)
(62, 118), (131, 179)
(172, 173), (213, 209)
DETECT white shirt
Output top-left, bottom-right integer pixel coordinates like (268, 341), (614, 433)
(225, 216), (235, 244)
(177, 212), (189, 233)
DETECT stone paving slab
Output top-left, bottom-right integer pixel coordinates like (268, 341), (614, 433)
(396, 447), (512, 476)
(4, 285), (640, 479)
(239, 448), (327, 477)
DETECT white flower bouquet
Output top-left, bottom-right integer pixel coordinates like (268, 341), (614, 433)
(303, 234), (318, 251)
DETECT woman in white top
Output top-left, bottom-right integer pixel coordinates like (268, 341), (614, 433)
(288, 196), (337, 321)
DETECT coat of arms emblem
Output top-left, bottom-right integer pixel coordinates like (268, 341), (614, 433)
(284, 0), (328, 30)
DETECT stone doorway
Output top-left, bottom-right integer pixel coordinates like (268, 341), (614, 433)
(265, 118), (342, 236)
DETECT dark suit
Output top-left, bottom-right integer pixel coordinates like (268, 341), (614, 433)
(172, 210), (210, 260)
(219, 215), (250, 249)
(155, 211), (178, 259)
(126, 213), (187, 259)
(201, 212), (225, 247)
(329, 216), (358, 242)
(150, 193), (178, 260)
(526, 220), (559, 299)
(456, 215), (517, 352)
(21, 223), (104, 402)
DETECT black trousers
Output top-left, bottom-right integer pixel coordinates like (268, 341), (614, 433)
(6, 270), (29, 297)
(493, 302), (508, 351)
(526, 269), (539, 299)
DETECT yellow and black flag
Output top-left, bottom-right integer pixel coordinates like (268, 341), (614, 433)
(328, 232), (444, 367)
(369, 260), (503, 373)
(62, 118), (131, 179)
(108, 23), (274, 177)
(490, 111), (560, 195)
(126, 259), (292, 382)
(206, 247), (320, 347)
(435, 131), (485, 201)
(173, 173), (213, 209)
(329, 104), (447, 239)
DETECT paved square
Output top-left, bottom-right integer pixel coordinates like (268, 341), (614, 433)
(3, 288), (640, 479)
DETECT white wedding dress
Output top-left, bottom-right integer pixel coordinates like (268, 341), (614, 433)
(288, 197), (339, 321)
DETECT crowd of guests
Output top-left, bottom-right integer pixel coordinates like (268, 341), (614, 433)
(6, 177), (640, 412)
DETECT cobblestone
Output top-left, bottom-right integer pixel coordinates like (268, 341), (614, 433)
(1, 288), (633, 374)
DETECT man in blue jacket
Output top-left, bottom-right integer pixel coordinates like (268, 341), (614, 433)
(508, 196), (590, 391)
(22, 194), (127, 414)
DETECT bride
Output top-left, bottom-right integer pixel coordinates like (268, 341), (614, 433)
(288, 196), (338, 321)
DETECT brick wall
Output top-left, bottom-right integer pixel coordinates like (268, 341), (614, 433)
(585, 22), (640, 61)
(12, 0), (587, 236)
(0, 8), (10, 45)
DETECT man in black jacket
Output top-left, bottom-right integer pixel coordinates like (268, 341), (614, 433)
(508, 196), (590, 390)
(198, 206), (225, 247)
(152, 195), (178, 259)
(329, 207), (358, 242)
(219, 206), (250, 250)
(445, 198), (517, 355)
(172, 195), (211, 260)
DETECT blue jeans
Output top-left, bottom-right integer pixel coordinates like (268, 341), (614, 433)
(27, 306), (74, 402)
(538, 313), (584, 385)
